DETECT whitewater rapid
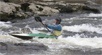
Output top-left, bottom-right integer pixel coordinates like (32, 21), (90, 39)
(0, 13), (102, 55)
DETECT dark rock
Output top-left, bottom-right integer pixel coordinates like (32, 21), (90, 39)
(0, 13), (13, 22)
(36, 6), (43, 11)
(57, 5), (74, 13)
(3, 0), (9, 2)
(82, 6), (100, 13)
(21, 3), (30, 12)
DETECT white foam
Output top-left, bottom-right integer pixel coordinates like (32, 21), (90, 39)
(88, 13), (102, 17)
(0, 35), (22, 43)
(0, 34), (102, 51)
(0, 21), (12, 28)
(58, 36), (102, 49)
(0, 53), (4, 55)
(63, 24), (102, 34)
(32, 28), (41, 33)
(31, 36), (102, 50)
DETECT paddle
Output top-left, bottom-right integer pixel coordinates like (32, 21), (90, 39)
(34, 16), (57, 37)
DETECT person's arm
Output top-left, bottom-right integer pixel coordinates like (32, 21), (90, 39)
(47, 24), (62, 31)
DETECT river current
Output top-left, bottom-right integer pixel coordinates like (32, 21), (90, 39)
(0, 13), (102, 55)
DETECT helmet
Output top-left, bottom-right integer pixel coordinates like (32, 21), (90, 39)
(55, 18), (61, 24)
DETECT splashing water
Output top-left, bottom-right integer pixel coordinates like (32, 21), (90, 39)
(0, 21), (12, 28)
(88, 13), (102, 17)
(63, 24), (102, 34)
(0, 13), (102, 55)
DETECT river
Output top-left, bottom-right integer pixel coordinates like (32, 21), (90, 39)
(0, 13), (102, 55)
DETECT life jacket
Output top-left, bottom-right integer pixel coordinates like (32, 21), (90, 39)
(53, 30), (62, 36)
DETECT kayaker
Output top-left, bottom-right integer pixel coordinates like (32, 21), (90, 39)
(45, 18), (62, 37)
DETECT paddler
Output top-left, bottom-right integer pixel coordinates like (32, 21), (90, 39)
(45, 18), (62, 37)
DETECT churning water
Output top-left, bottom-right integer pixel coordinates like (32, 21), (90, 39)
(0, 13), (102, 55)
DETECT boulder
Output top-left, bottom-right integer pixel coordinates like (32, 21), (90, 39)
(57, 5), (74, 13)
(0, 1), (31, 21)
(36, 6), (59, 15)
(29, 4), (59, 16)
(0, 2), (17, 14)
(0, 1), (20, 21)
(29, 3), (39, 13)
(0, 1), (59, 21)
(0, 0), (101, 22)
(55, 3), (100, 13)
(82, 5), (100, 13)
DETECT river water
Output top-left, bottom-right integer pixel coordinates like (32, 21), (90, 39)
(0, 13), (102, 55)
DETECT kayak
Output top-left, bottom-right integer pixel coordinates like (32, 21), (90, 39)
(11, 33), (56, 40)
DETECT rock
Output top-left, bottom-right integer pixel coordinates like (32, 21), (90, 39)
(0, 1), (59, 21)
(37, 6), (59, 15)
(0, 1), (31, 21)
(21, 2), (30, 11)
(0, 1), (17, 21)
(43, 0), (54, 1)
(33, 1), (101, 13)
(0, 2), (16, 14)
(56, 3), (100, 13)
(0, 2), (21, 19)
(82, 5), (100, 13)
(57, 5), (74, 13)
(3, 0), (9, 2)
(0, 1), (101, 21)
(85, 1), (97, 5)
(29, 3), (59, 16)
(29, 3), (39, 13)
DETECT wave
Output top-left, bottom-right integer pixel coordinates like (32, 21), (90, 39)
(63, 24), (102, 34)
(0, 21), (12, 28)
(58, 36), (102, 49)
(88, 13), (102, 17)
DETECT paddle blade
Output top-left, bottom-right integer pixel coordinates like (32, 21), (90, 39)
(35, 16), (42, 22)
